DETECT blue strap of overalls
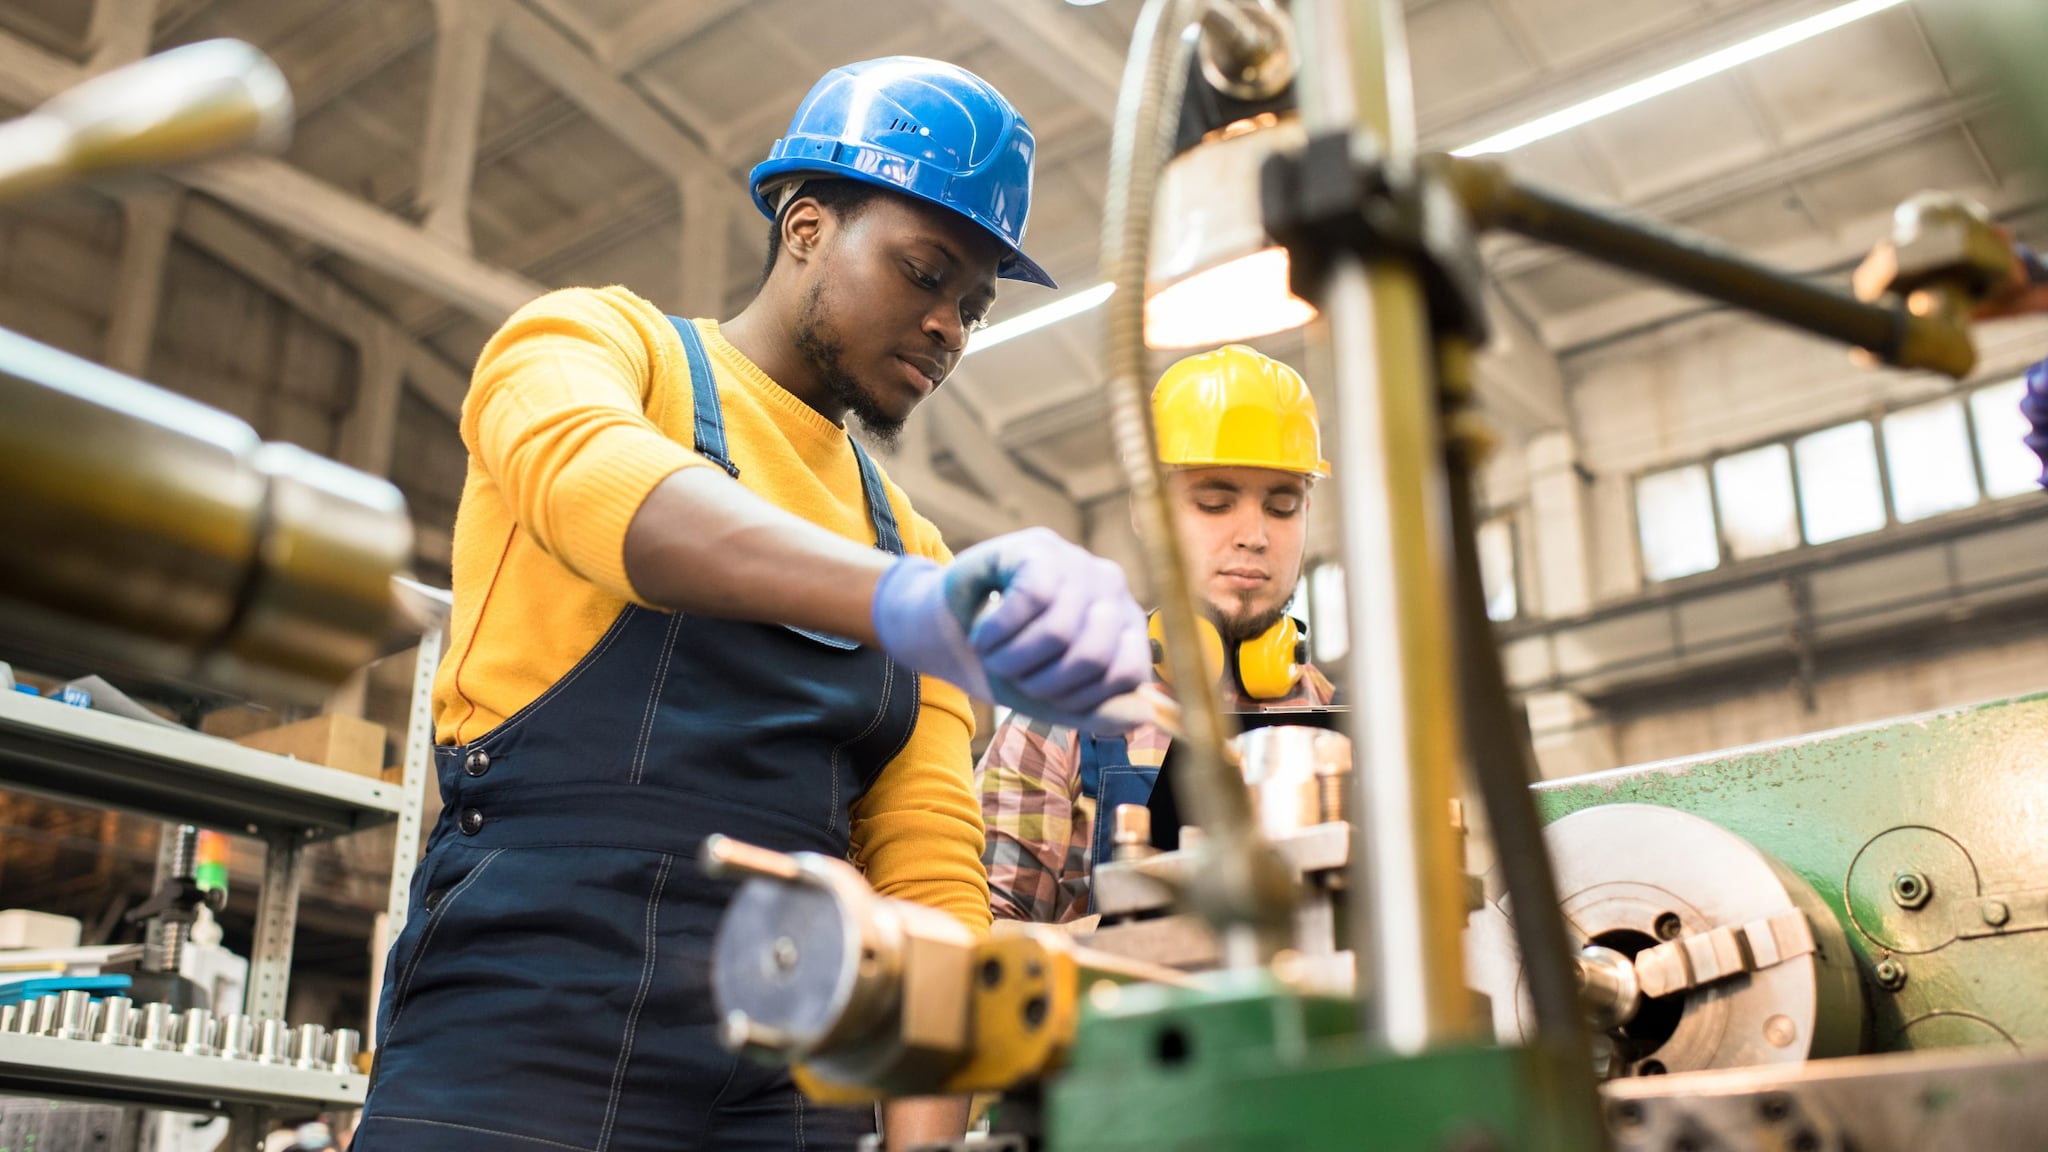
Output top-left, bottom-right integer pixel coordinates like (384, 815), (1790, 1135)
(666, 316), (903, 556)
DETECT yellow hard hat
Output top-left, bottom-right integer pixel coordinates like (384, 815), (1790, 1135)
(1151, 345), (1330, 477)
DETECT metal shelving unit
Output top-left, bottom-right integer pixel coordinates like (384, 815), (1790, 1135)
(0, 628), (442, 1148)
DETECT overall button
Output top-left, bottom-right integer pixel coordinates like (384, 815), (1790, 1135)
(459, 809), (484, 835)
(422, 888), (446, 912)
(463, 749), (491, 777)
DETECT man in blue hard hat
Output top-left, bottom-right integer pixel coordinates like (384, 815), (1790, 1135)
(356, 58), (1147, 1151)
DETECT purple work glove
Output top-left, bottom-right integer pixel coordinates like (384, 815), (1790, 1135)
(2025, 360), (2048, 490)
(871, 527), (1151, 733)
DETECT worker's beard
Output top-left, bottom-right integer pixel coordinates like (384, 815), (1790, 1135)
(795, 283), (905, 448)
(1214, 599), (1289, 645)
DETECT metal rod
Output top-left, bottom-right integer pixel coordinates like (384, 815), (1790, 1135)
(1441, 374), (1600, 1111)
(1292, 0), (1479, 1052)
(1445, 156), (1921, 368)
(700, 834), (803, 883)
(1100, 0), (1296, 957)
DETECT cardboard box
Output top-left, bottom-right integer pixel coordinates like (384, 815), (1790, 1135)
(0, 909), (81, 950)
(233, 714), (388, 779)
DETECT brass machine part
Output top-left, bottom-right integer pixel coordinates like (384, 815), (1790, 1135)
(1852, 191), (2014, 373)
(0, 41), (411, 705)
(703, 835), (1189, 1101)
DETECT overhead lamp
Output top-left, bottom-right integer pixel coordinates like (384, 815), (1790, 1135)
(1144, 112), (1317, 348)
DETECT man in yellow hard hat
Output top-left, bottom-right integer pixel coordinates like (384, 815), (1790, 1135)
(976, 345), (1337, 923)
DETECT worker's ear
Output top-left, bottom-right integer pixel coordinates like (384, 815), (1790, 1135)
(780, 197), (829, 265)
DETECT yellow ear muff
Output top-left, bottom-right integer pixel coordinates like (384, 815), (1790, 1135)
(1149, 612), (1226, 687)
(1236, 616), (1306, 700)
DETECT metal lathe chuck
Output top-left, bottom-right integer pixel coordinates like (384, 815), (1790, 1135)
(1467, 804), (1865, 1077)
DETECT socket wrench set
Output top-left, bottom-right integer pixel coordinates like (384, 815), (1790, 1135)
(0, 991), (361, 1073)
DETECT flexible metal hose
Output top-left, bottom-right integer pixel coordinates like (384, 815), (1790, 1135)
(1100, 0), (1295, 957)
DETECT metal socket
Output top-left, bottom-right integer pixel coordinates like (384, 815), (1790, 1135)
(97, 996), (136, 1045)
(255, 1017), (291, 1065)
(215, 1013), (255, 1060)
(328, 1028), (361, 1075)
(292, 1023), (328, 1070)
(34, 994), (61, 1036)
(138, 1002), (179, 1051)
(56, 990), (93, 1039)
(178, 1007), (215, 1056)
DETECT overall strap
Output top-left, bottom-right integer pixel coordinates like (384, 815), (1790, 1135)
(665, 316), (740, 478)
(848, 439), (906, 557)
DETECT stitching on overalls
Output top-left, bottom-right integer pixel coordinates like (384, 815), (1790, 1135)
(825, 656), (896, 834)
(384, 848), (507, 1038)
(375, 1115), (594, 1152)
(793, 1087), (806, 1151)
(466, 607), (638, 751)
(629, 612), (685, 785)
(596, 852), (672, 1152)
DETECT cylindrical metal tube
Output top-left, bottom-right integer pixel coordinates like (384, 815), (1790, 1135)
(0, 1005), (14, 1033)
(292, 1023), (327, 1070)
(179, 1007), (215, 1056)
(1446, 158), (1920, 368)
(138, 1002), (178, 1051)
(98, 996), (136, 1045)
(256, 1017), (291, 1065)
(55, 983), (93, 1037)
(0, 327), (411, 705)
(146, 824), (200, 973)
(215, 1013), (255, 1060)
(328, 1027), (361, 1075)
(1291, 0), (1479, 1052)
(34, 994), (62, 1036)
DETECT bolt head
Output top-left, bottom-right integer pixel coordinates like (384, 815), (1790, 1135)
(1875, 959), (1908, 990)
(1891, 871), (1932, 909)
(1983, 900), (2011, 927)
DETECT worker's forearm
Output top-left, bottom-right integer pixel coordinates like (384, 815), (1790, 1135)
(622, 466), (892, 642)
(882, 1095), (970, 1150)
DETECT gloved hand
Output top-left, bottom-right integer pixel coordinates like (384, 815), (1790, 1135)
(872, 527), (1151, 732)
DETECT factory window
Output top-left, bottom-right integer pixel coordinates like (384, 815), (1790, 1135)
(1971, 378), (2040, 499)
(1633, 378), (2041, 584)
(1711, 444), (1799, 560)
(1307, 562), (1348, 665)
(1477, 514), (1519, 622)
(1635, 465), (1720, 581)
(1793, 421), (1886, 545)
(1883, 399), (1979, 523)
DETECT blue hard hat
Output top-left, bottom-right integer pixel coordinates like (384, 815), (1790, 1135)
(750, 57), (1056, 289)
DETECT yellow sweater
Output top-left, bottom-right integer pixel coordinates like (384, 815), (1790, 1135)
(434, 285), (989, 932)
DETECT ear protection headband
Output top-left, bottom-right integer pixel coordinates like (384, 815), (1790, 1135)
(1148, 612), (1308, 701)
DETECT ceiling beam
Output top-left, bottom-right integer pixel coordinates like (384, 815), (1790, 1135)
(337, 326), (406, 477)
(601, 0), (747, 74)
(489, 0), (722, 183)
(937, 0), (1123, 119)
(0, 28), (544, 326)
(178, 197), (473, 422)
(269, 0), (436, 122)
(417, 0), (497, 250)
(927, 388), (1082, 539)
(181, 156), (544, 323)
(87, 0), (156, 71)
(1419, 0), (1852, 149)
(103, 187), (180, 378)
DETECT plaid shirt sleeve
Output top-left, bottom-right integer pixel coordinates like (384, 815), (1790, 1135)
(975, 709), (1088, 924)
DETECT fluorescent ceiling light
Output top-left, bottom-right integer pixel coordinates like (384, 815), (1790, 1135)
(967, 0), (1903, 351)
(1454, 0), (1910, 156)
(965, 281), (1116, 355)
